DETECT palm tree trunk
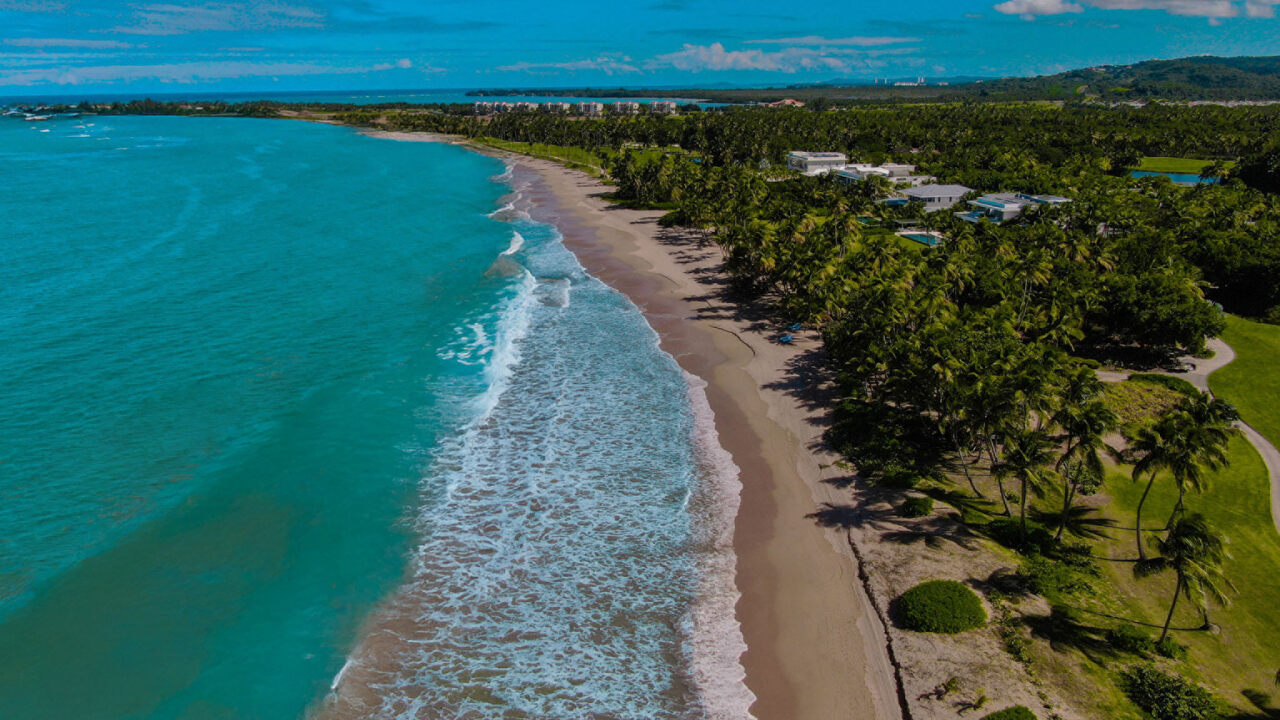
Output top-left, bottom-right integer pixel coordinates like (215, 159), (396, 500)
(1055, 480), (1076, 542)
(1135, 473), (1156, 561)
(954, 433), (983, 498)
(1166, 487), (1186, 530)
(1160, 577), (1183, 644)
(986, 439), (1011, 516)
(1019, 478), (1029, 546)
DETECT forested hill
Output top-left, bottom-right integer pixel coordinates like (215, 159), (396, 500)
(469, 55), (1280, 103)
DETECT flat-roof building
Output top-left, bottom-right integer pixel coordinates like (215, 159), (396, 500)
(837, 162), (936, 187)
(650, 100), (678, 114)
(576, 102), (604, 116)
(543, 102), (572, 113)
(885, 183), (973, 211)
(957, 192), (1072, 223)
(787, 151), (848, 175)
(610, 101), (642, 115)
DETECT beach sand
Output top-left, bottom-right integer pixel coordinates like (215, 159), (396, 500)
(514, 157), (906, 720)
(360, 129), (904, 718)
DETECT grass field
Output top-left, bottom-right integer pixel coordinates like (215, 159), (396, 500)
(1133, 156), (1237, 174)
(1083, 316), (1280, 716)
(1210, 315), (1280, 449)
(473, 138), (609, 176)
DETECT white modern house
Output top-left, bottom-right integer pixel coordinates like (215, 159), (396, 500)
(650, 101), (678, 114)
(610, 101), (642, 115)
(787, 151), (848, 175)
(957, 192), (1072, 223)
(576, 102), (604, 116)
(884, 184), (974, 211)
(837, 162), (936, 187)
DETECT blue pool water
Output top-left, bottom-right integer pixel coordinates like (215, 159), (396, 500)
(1129, 170), (1220, 185)
(0, 116), (749, 719)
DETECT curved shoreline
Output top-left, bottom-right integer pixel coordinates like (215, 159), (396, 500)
(509, 154), (903, 719)
(357, 127), (902, 718)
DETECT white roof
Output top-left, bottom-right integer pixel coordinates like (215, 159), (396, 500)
(902, 184), (972, 198)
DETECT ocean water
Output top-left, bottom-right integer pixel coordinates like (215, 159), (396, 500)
(0, 116), (750, 718)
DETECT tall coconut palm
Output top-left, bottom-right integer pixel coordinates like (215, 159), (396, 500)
(994, 427), (1057, 545)
(1130, 395), (1237, 560)
(1134, 513), (1235, 643)
(1051, 370), (1119, 541)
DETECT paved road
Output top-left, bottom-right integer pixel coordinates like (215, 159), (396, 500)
(1098, 337), (1280, 535)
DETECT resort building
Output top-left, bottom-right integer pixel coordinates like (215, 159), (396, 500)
(786, 151), (849, 175)
(956, 192), (1072, 223)
(513, 102), (539, 112)
(576, 102), (604, 116)
(543, 102), (572, 113)
(884, 183), (974, 211)
(766, 98), (806, 108)
(610, 101), (642, 115)
(473, 101), (494, 115)
(836, 162), (937, 187)
(650, 100), (678, 114)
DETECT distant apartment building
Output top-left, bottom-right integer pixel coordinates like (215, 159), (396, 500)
(650, 100), (678, 114)
(513, 101), (539, 112)
(884, 183), (973, 211)
(957, 192), (1072, 223)
(576, 102), (604, 116)
(473, 101), (494, 114)
(543, 102), (572, 113)
(786, 151), (848, 175)
(610, 101), (642, 115)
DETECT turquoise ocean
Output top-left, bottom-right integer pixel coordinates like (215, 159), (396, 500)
(0, 116), (751, 719)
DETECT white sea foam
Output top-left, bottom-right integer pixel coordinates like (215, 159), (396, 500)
(680, 371), (757, 720)
(501, 230), (525, 256)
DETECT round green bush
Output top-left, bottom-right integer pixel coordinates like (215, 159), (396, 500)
(1106, 624), (1155, 656)
(899, 496), (934, 518)
(981, 707), (1037, 720)
(891, 580), (987, 634)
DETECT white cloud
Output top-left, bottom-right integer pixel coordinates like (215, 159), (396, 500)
(0, 59), (408, 86)
(746, 35), (920, 46)
(996, 0), (1275, 19)
(646, 42), (913, 73)
(496, 55), (640, 75)
(110, 2), (324, 35)
(4, 37), (134, 48)
(1246, 0), (1280, 15)
(993, 0), (1085, 17)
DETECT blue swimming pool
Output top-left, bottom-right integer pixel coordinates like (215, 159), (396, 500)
(1130, 170), (1220, 185)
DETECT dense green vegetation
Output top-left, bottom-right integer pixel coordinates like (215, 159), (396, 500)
(468, 55), (1280, 103)
(892, 580), (987, 633)
(1121, 665), (1221, 720)
(980, 706), (1037, 720)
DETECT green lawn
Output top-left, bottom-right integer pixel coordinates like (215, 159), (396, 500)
(1133, 156), (1237, 174)
(473, 137), (608, 176)
(1087, 315), (1280, 715)
(1210, 315), (1280, 448)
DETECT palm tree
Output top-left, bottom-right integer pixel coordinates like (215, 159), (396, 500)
(1134, 513), (1235, 643)
(1051, 370), (1119, 541)
(994, 427), (1057, 545)
(1129, 395), (1237, 560)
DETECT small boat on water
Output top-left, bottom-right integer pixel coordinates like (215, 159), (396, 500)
(24, 115), (52, 122)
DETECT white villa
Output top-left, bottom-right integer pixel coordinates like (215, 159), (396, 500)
(650, 101), (678, 114)
(884, 184), (974, 211)
(787, 151), (848, 175)
(576, 102), (604, 116)
(837, 162), (937, 187)
(957, 192), (1072, 223)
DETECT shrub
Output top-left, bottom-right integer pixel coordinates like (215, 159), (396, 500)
(899, 496), (934, 518)
(892, 580), (987, 634)
(984, 518), (1055, 555)
(1155, 638), (1189, 660)
(1128, 373), (1200, 398)
(981, 707), (1037, 720)
(1106, 624), (1155, 656)
(1019, 555), (1094, 598)
(1122, 665), (1221, 720)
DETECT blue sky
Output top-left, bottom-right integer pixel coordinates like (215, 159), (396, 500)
(1, 0), (1278, 94)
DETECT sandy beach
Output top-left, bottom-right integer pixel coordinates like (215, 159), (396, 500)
(513, 156), (906, 720)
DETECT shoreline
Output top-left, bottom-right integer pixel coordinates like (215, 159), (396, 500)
(354, 128), (904, 717)
(451, 128), (904, 718)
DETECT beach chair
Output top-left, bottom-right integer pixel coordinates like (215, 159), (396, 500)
(787, 322), (803, 332)
(778, 334), (794, 344)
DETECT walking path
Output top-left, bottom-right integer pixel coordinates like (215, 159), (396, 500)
(1098, 337), (1280, 535)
